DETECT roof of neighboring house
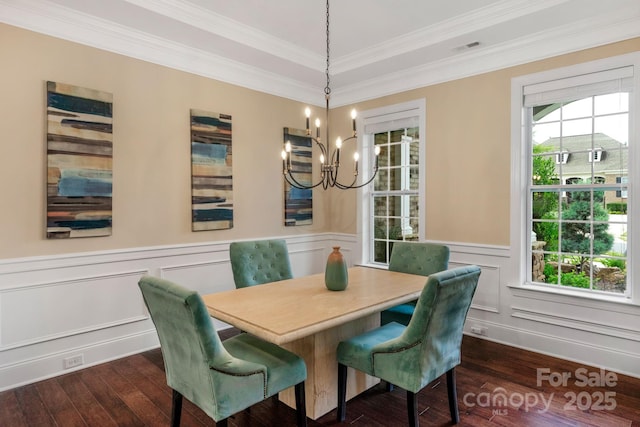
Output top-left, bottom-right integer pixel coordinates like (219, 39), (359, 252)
(537, 133), (628, 176)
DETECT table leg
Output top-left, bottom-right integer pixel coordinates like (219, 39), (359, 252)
(279, 313), (380, 420)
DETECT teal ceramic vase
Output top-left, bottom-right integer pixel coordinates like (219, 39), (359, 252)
(325, 246), (348, 291)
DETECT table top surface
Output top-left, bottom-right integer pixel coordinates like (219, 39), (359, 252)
(202, 266), (428, 344)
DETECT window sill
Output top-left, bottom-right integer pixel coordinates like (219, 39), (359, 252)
(508, 282), (638, 311)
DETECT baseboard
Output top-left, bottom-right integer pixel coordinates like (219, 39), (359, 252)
(0, 330), (160, 391)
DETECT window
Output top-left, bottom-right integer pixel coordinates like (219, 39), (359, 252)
(512, 53), (639, 301)
(589, 148), (603, 162)
(358, 100), (425, 266)
(555, 151), (569, 164)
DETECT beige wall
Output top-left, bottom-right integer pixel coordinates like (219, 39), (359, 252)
(330, 38), (640, 246)
(0, 23), (331, 259)
(1, 22), (639, 258)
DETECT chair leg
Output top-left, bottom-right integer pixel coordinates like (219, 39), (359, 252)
(407, 390), (418, 427)
(337, 363), (348, 422)
(171, 389), (183, 427)
(446, 368), (460, 424)
(385, 381), (395, 392)
(295, 381), (307, 427)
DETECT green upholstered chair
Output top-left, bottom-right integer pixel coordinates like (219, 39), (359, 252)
(337, 265), (480, 427)
(380, 242), (450, 326)
(138, 276), (307, 427)
(229, 239), (293, 288)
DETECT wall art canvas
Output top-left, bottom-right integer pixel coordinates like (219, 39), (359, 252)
(191, 109), (233, 231)
(283, 127), (312, 226)
(46, 81), (113, 239)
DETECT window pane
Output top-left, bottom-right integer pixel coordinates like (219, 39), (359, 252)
(526, 91), (628, 295)
(374, 217), (387, 239)
(532, 121), (560, 144)
(531, 154), (558, 185)
(406, 126), (419, 139)
(389, 167), (401, 191)
(374, 196), (387, 216)
(377, 144), (389, 168)
(409, 166), (419, 190)
(562, 118), (592, 137)
(562, 98), (592, 120)
(374, 169), (388, 191)
(594, 92), (628, 115)
(374, 240), (388, 263)
(409, 141), (419, 165)
(388, 217), (403, 241)
(390, 129), (404, 142)
(595, 114), (628, 144)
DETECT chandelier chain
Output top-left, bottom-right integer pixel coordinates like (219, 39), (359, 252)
(325, 0), (330, 96)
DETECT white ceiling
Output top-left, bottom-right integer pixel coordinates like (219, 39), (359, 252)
(2, 0), (640, 106)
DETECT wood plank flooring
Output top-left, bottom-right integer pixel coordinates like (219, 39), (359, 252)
(2, 329), (639, 426)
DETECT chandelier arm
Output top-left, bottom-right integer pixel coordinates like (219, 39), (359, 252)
(311, 137), (328, 158)
(285, 169), (326, 190)
(334, 167), (380, 190)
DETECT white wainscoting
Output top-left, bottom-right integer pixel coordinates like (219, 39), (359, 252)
(0, 234), (349, 391)
(2, 235), (639, 391)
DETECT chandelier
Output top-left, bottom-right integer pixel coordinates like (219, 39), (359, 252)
(281, 0), (380, 190)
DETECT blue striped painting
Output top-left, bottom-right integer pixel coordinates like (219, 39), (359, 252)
(191, 110), (233, 231)
(46, 81), (113, 238)
(283, 127), (312, 226)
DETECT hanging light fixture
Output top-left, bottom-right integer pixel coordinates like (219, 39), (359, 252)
(281, 0), (380, 190)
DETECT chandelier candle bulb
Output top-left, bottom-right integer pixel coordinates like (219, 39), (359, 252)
(281, 150), (287, 173)
(305, 107), (311, 132)
(315, 118), (320, 138)
(354, 152), (359, 174)
(351, 109), (357, 133)
(285, 141), (292, 169)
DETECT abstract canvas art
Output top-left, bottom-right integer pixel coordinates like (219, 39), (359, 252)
(46, 81), (113, 238)
(283, 127), (312, 226)
(191, 109), (233, 231)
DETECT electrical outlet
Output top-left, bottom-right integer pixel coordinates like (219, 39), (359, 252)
(63, 354), (84, 369)
(470, 326), (487, 336)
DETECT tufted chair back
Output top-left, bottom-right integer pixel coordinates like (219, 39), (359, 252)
(381, 242), (450, 326)
(388, 242), (449, 276)
(229, 239), (293, 288)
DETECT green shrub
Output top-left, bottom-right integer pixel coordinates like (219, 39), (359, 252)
(543, 265), (590, 289)
(600, 258), (626, 270)
(607, 203), (627, 214)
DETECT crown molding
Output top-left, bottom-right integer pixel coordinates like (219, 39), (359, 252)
(0, 0), (321, 105)
(121, 0), (324, 71)
(332, 8), (640, 106)
(1, 0), (638, 107)
(332, 0), (571, 74)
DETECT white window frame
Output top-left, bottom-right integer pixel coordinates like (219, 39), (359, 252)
(510, 52), (640, 305)
(356, 99), (426, 266)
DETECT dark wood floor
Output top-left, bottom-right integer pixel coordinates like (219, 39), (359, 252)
(2, 329), (639, 426)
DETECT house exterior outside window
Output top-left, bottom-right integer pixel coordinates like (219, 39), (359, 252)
(357, 100), (425, 266)
(511, 53), (639, 301)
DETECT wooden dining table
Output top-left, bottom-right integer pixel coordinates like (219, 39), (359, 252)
(202, 265), (428, 420)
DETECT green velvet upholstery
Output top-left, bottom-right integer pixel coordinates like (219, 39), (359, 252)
(381, 242), (450, 326)
(337, 265), (480, 426)
(230, 239), (293, 288)
(138, 275), (307, 426)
